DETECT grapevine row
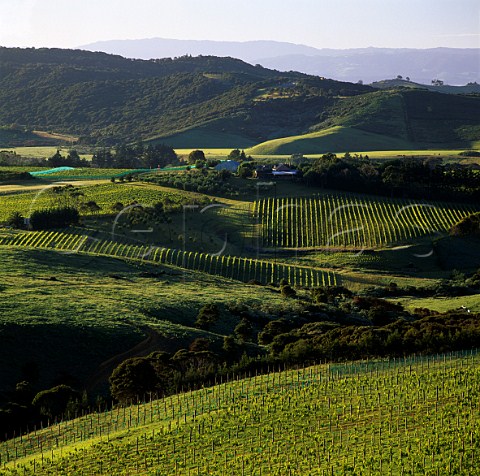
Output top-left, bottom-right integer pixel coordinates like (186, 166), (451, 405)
(1, 350), (478, 475)
(253, 195), (478, 249)
(0, 231), (337, 287)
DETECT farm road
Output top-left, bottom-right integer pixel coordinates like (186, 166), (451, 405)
(85, 326), (163, 394)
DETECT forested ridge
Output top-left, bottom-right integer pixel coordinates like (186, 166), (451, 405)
(0, 47), (478, 148)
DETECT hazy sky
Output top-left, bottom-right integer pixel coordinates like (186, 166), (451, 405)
(1, 0), (479, 49)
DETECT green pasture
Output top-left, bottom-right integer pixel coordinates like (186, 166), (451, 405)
(246, 126), (422, 155)
(394, 294), (480, 313)
(2, 146), (92, 160)
(0, 246), (298, 397)
(169, 145), (477, 163)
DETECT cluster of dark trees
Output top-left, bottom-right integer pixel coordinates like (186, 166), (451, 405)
(300, 154), (480, 201)
(144, 168), (247, 196)
(92, 143), (178, 169)
(47, 150), (90, 168)
(450, 212), (480, 237)
(29, 207), (79, 230)
(0, 170), (33, 182)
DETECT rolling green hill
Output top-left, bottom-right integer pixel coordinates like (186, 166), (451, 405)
(0, 47), (373, 146)
(248, 89), (480, 154)
(0, 48), (478, 150)
(247, 125), (418, 154)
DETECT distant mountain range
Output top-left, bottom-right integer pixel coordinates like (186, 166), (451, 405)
(0, 47), (478, 152)
(80, 38), (479, 85)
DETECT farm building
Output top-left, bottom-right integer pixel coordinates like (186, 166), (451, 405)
(272, 164), (298, 176)
(254, 165), (273, 179)
(254, 164), (299, 179)
(215, 160), (240, 172)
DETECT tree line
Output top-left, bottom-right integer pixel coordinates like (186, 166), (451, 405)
(300, 153), (480, 202)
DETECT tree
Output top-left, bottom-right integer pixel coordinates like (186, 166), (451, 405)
(228, 149), (241, 160)
(396, 75), (403, 80)
(222, 335), (238, 354)
(32, 385), (80, 419)
(80, 201), (101, 214)
(6, 211), (25, 229)
(234, 318), (253, 342)
(195, 159), (206, 170)
(189, 338), (211, 352)
(194, 304), (220, 330)
(237, 161), (254, 178)
(29, 207), (79, 230)
(47, 150), (65, 167)
(110, 357), (158, 404)
(188, 150), (205, 164)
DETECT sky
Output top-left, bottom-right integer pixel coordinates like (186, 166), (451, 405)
(0, 0), (479, 50)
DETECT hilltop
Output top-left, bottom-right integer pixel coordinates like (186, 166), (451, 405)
(80, 38), (480, 85)
(370, 77), (480, 94)
(0, 47), (371, 146)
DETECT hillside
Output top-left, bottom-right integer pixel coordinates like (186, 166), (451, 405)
(1, 352), (479, 474)
(0, 47), (375, 146)
(0, 47), (478, 151)
(249, 89), (480, 154)
(247, 125), (418, 155)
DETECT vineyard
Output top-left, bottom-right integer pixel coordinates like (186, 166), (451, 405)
(0, 183), (206, 222)
(0, 351), (478, 475)
(253, 195), (478, 249)
(26, 166), (190, 181)
(0, 230), (336, 287)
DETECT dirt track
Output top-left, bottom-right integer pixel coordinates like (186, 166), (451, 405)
(85, 326), (163, 393)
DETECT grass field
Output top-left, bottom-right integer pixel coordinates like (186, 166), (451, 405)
(395, 294), (480, 313)
(168, 146), (478, 162)
(246, 126), (422, 155)
(1, 351), (478, 475)
(2, 146), (92, 160)
(0, 246), (304, 397)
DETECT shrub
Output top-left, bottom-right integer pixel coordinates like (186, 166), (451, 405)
(281, 284), (296, 298)
(6, 211), (25, 229)
(29, 207), (79, 230)
(32, 385), (80, 419)
(194, 304), (220, 330)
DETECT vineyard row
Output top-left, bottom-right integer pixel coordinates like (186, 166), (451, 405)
(253, 195), (478, 248)
(0, 230), (337, 287)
